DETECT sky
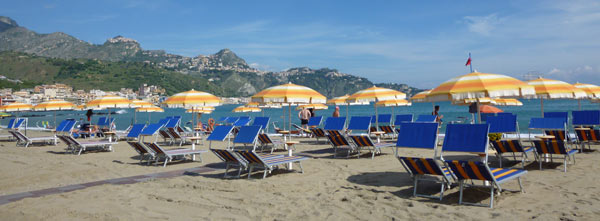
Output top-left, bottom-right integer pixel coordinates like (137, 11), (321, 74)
(2, 0), (600, 88)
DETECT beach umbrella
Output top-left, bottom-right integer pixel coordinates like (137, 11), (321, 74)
(130, 99), (153, 123)
(347, 86), (406, 129)
(33, 99), (75, 127)
(163, 89), (221, 130)
(86, 95), (132, 130)
(427, 72), (535, 123)
(410, 90), (431, 103)
(527, 77), (587, 116)
(251, 82), (326, 138)
(479, 105), (503, 114)
(493, 98), (523, 106)
(233, 106), (262, 113)
(135, 106), (164, 123)
(573, 83), (600, 110)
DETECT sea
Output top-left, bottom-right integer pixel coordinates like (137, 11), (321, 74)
(3, 99), (597, 134)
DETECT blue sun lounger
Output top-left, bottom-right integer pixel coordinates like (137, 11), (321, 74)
(324, 117), (346, 137)
(257, 133), (284, 153)
(207, 125), (235, 149)
(124, 124), (146, 140)
(487, 115), (535, 168)
(441, 124), (527, 208)
(308, 116), (323, 128)
(395, 122), (453, 200)
(532, 139), (577, 172)
(393, 114), (414, 134)
(233, 117), (252, 127)
(347, 116), (372, 135)
(572, 110), (600, 151)
(252, 117), (270, 133)
(348, 134), (395, 159)
(231, 126), (262, 151)
(234, 150), (309, 179)
(529, 117), (569, 143)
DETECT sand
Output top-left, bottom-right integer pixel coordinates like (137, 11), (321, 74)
(1, 130), (600, 220)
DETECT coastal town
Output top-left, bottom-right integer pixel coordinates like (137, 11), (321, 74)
(0, 80), (249, 107)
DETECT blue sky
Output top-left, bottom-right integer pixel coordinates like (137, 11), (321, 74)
(2, 0), (600, 88)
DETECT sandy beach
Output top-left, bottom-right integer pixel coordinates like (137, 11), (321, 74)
(1, 130), (600, 220)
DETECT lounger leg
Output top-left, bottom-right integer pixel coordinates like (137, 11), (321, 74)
(439, 180), (445, 201)
(564, 156), (567, 172)
(539, 157), (543, 171)
(163, 158), (168, 167)
(413, 178), (418, 197)
(489, 185), (494, 208)
(297, 162), (304, 173)
(224, 164), (230, 178)
(247, 165), (254, 179)
(518, 177), (524, 193)
(458, 180), (464, 205)
(263, 169), (268, 179)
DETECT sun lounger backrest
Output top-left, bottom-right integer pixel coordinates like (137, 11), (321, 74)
(497, 112), (513, 117)
(257, 134), (274, 144)
(165, 118), (180, 128)
(324, 117), (346, 130)
(396, 122), (438, 149)
(348, 135), (375, 147)
(127, 141), (148, 154)
(491, 140), (527, 153)
(347, 116), (371, 131)
(218, 117), (229, 122)
(442, 124), (489, 153)
(233, 118), (251, 127)
(144, 142), (165, 154)
(140, 123), (163, 136)
(126, 124), (146, 138)
(572, 110), (600, 126)
(480, 113), (495, 122)
(6, 119), (15, 129)
(226, 117), (239, 124)
(157, 118), (169, 126)
(252, 117), (270, 130)
(327, 134), (350, 146)
(487, 115), (518, 133)
(235, 150), (263, 164)
(528, 118), (566, 130)
(377, 114), (392, 124)
(211, 149), (239, 163)
(207, 125), (234, 141)
(233, 126), (261, 144)
(415, 115), (436, 122)
(14, 118), (25, 129)
(55, 120), (69, 132)
(64, 119), (77, 132)
(544, 112), (568, 124)
(308, 116), (323, 127)
(394, 114), (413, 126)
(399, 157), (448, 176)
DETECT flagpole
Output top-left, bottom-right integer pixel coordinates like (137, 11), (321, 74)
(469, 52), (473, 73)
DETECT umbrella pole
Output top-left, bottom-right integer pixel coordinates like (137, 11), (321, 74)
(346, 103), (349, 129)
(578, 99), (581, 110)
(288, 103), (292, 141)
(134, 111), (137, 124)
(148, 112), (151, 124)
(54, 110), (57, 128)
(374, 102), (379, 131)
(476, 101), (481, 123)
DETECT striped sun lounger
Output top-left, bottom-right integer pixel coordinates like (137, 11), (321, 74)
(211, 149), (284, 178)
(234, 150), (309, 179)
(445, 160), (527, 208)
(327, 134), (359, 158)
(143, 142), (207, 167)
(532, 140), (577, 172)
(348, 135), (394, 159)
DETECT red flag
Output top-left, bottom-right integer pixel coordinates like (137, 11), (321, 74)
(465, 57), (471, 66)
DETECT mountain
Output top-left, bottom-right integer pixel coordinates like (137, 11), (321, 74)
(0, 16), (422, 97)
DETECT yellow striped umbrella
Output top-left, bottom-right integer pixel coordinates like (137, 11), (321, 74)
(0, 102), (33, 112)
(493, 98), (523, 106)
(86, 95), (131, 109)
(233, 106), (262, 113)
(428, 72), (535, 122)
(33, 99), (76, 127)
(130, 99), (153, 108)
(327, 94), (369, 119)
(452, 97), (496, 106)
(246, 102), (260, 107)
(186, 108), (213, 114)
(163, 89), (221, 108)
(410, 90), (431, 103)
(347, 86), (407, 128)
(527, 77), (587, 114)
(251, 83), (326, 135)
(295, 103), (328, 110)
(573, 83), (600, 98)
(376, 99), (412, 121)
(136, 106), (164, 123)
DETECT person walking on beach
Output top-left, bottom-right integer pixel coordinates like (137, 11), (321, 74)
(298, 107), (311, 129)
(332, 106), (340, 117)
(432, 105), (443, 123)
(86, 109), (93, 122)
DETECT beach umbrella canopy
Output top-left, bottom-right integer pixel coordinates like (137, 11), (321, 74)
(480, 105), (503, 114)
(186, 108), (213, 114)
(33, 99), (76, 127)
(233, 106), (262, 113)
(136, 106), (164, 113)
(527, 77), (588, 113)
(251, 82), (326, 137)
(493, 98), (523, 106)
(347, 86), (406, 128)
(573, 83), (600, 99)
(453, 97), (496, 106)
(410, 90), (431, 103)
(0, 102), (33, 112)
(86, 95), (131, 109)
(375, 99), (412, 107)
(427, 72), (535, 102)
(246, 102), (260, 107)
(163, 89), (221, 108)
(33, 99), (75, 111)
(295, 103), (328, 110)
(427, 72), (535, 122)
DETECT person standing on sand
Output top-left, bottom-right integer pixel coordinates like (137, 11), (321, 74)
(333, 106), (340, 117)
(432, 105), (443, 123)
(298, 107), (311, 129)
(86, 109), (93, 122)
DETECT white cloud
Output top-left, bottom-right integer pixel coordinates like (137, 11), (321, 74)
(463, 14), (501, 36)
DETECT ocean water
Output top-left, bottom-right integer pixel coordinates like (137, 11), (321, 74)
(4, 99), (598, 133)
